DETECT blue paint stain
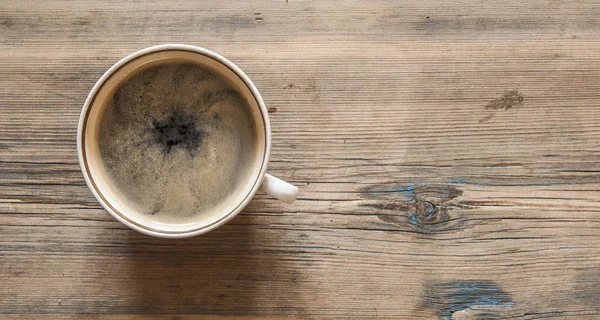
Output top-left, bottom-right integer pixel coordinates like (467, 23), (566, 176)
(423, 281), (513, 320)
(450, 178), (468, 184)
(409, 213), (419, 226)
(397, 185), (415, 203)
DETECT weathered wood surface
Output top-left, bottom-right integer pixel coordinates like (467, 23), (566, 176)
(2, 0), (600, 319)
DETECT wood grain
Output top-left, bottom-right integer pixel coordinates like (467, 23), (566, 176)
(2, 0), (600, 318)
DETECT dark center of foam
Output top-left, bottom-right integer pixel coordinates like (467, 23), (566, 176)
(151, 109), (206, 155)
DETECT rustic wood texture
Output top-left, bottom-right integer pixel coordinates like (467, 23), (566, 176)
(2, 0), (600, 319)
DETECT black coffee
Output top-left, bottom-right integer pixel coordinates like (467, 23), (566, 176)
(97, 61), (260, 224)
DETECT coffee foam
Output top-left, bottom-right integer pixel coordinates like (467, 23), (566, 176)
(95, 61), (261, 225)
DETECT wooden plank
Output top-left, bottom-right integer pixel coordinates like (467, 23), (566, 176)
(2, 0), (600, 318)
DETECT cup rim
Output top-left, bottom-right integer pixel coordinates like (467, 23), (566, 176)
(77, 44), (271, 238)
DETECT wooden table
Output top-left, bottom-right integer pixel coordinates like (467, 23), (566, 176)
(2, 1), (600, 319)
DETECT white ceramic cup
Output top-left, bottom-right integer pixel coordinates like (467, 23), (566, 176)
(77, 44), (298, 238)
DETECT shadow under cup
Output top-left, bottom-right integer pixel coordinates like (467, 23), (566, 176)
(79, 48), (268, 236)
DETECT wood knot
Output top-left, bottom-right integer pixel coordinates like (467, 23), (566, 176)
(408, 186), (462, 233)
(361, 184), (464, 234)
(416, 201), (437, 219)
(408, 200), (456, 233)
(409, 200), (447, 231)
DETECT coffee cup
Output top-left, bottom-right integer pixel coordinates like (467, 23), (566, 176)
(77, 44), (298, 238)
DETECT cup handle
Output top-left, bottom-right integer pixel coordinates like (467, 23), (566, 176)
(259, 173), (298, 204)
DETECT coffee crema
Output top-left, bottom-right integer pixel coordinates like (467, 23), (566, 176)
(95, 60), (261, 225)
